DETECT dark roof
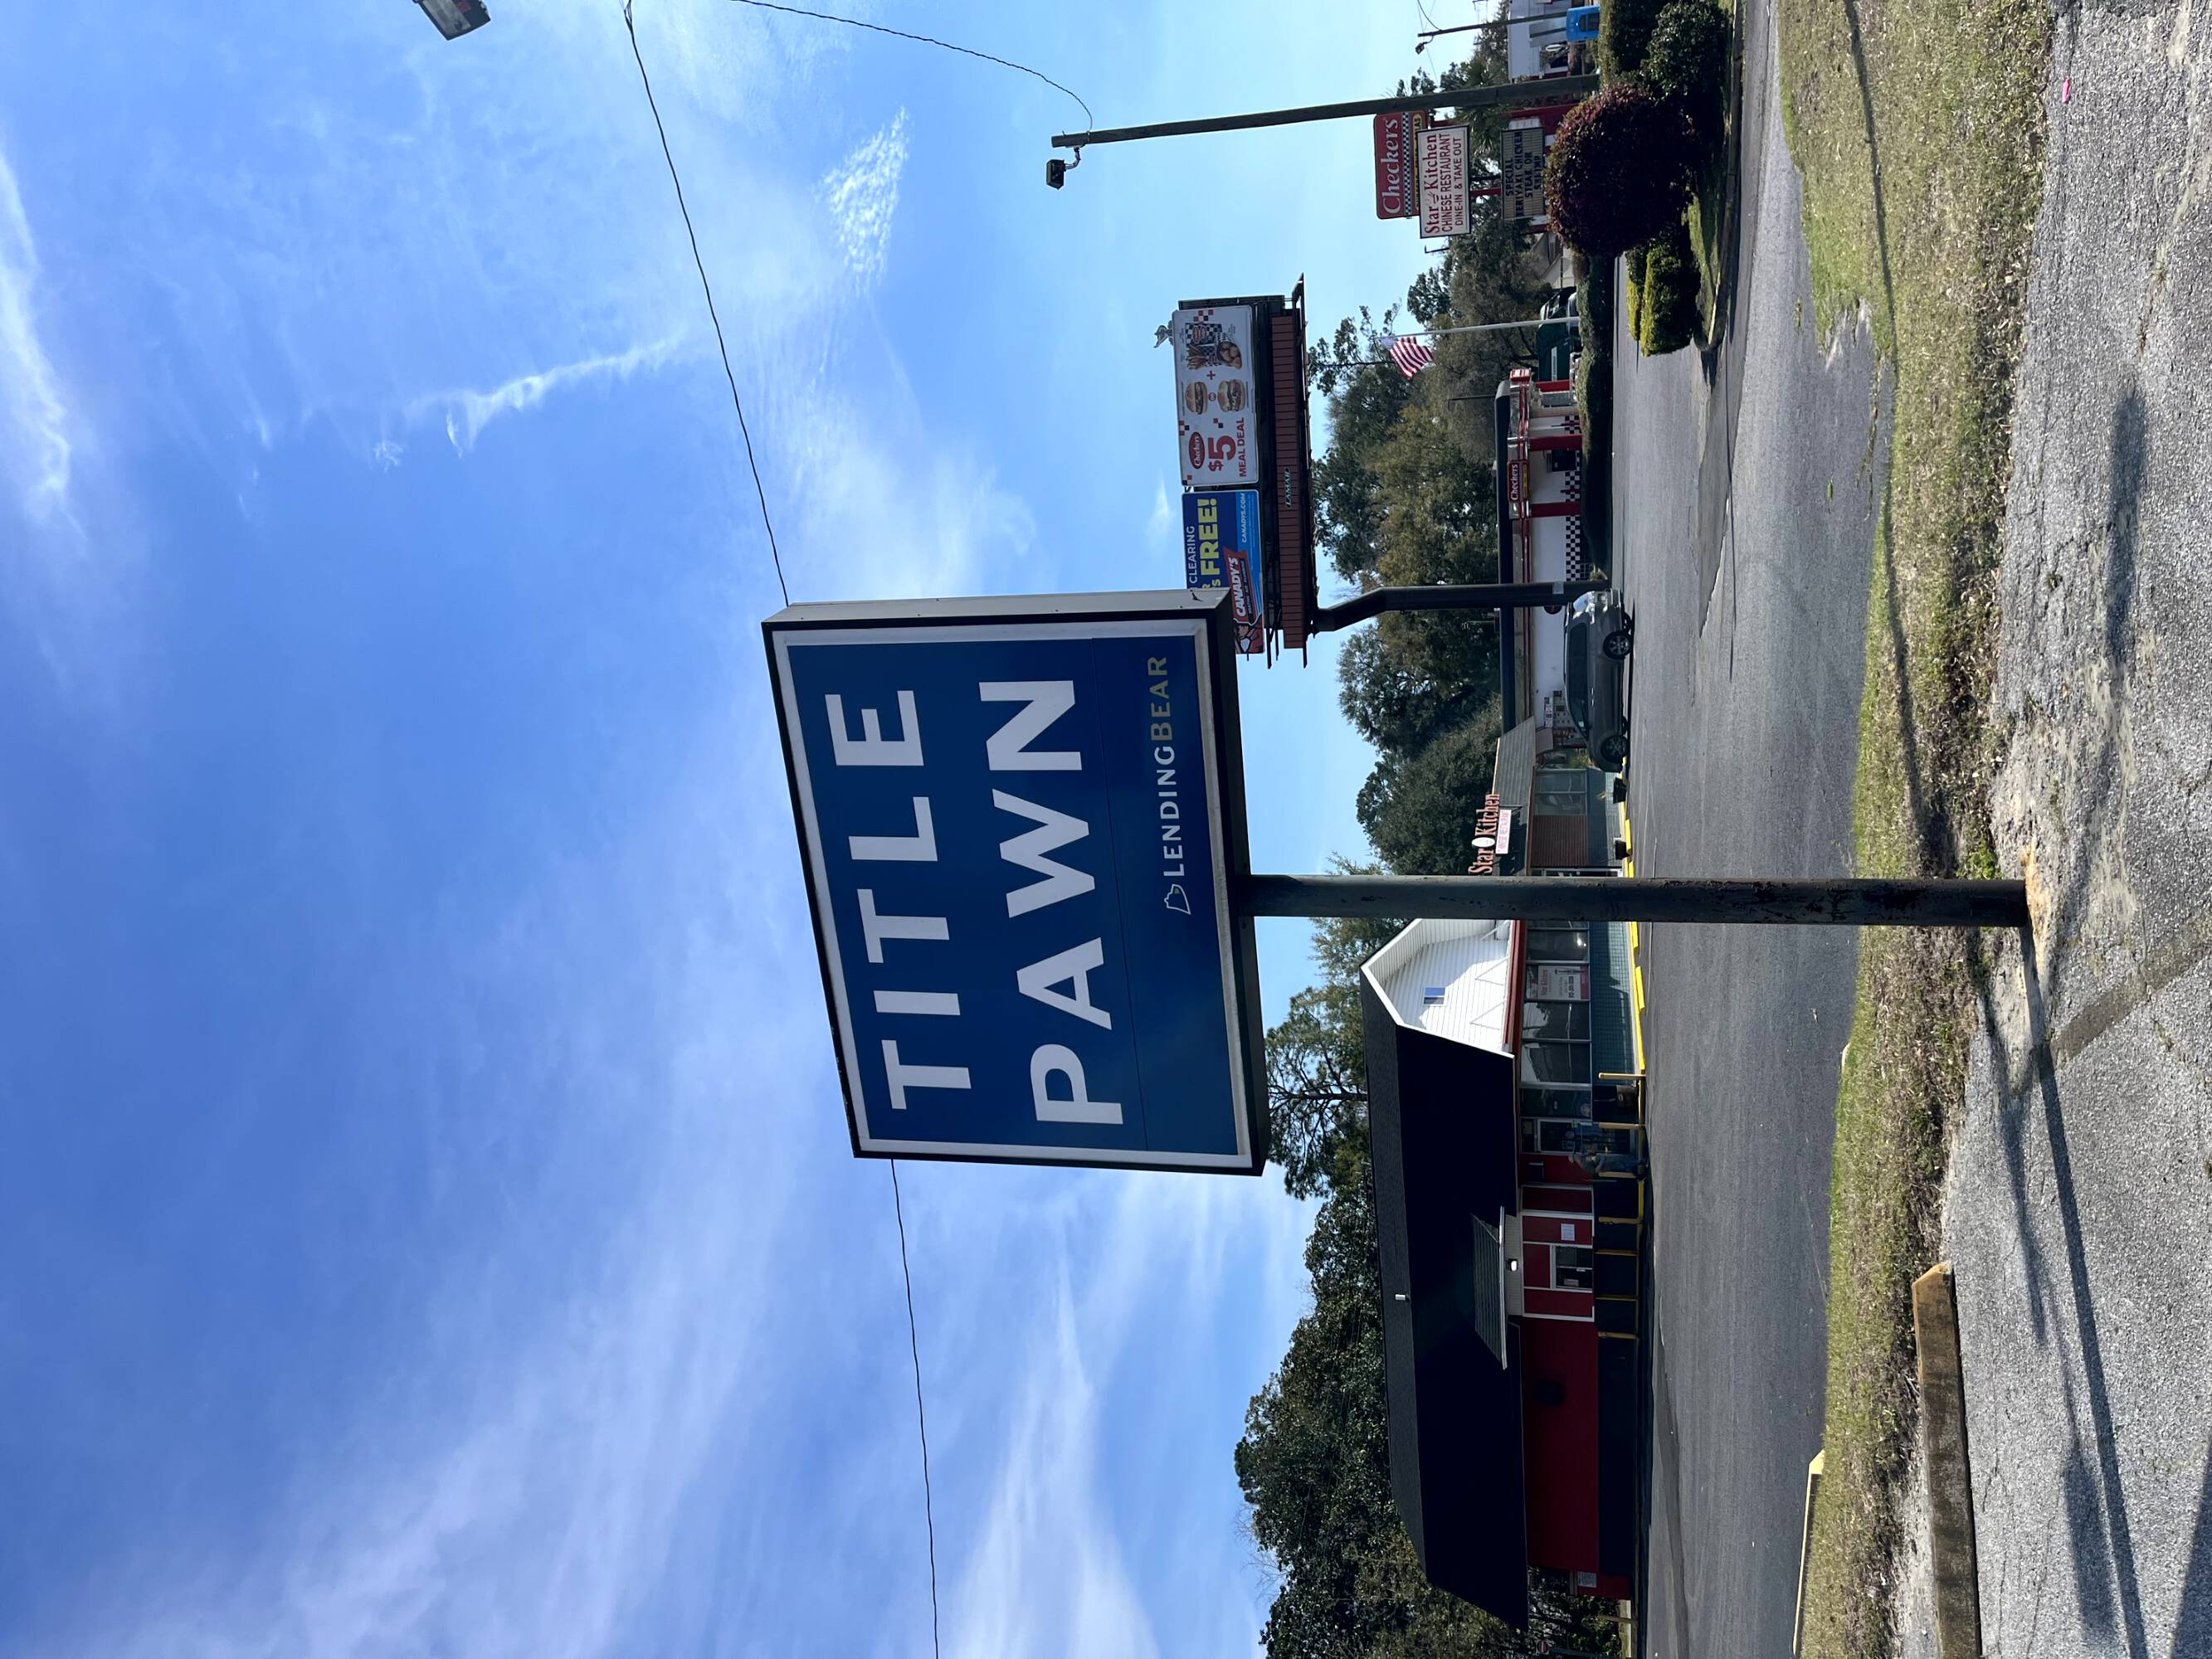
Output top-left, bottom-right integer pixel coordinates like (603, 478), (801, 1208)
(1362, 977), (1531, 1627)
(1493, 718), (1539, 817)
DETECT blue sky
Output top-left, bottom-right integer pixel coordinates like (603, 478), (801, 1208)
(0, 2), (1434, 1652)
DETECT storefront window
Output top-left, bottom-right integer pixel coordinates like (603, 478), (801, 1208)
(1522, 1042), (1591, 1084)
(1533, 773), (1587, 815)
(1521, 1117), (1585, 1154)
(1526, 926), (1589, 962)
(1521, 1086), (1594, 1120)
(1523, 1000), (1591, 1039)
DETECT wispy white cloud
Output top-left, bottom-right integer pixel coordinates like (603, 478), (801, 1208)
(0, 146), (71, 522)
(1147, 477), (1175, 548)
(927, 1168), (1310, 1659)
(413, 338), (680, 455)
(948, 1270), (1162, 1659)
(782, 391), (1035, 599)
(820, 111), (909, 285)
(34, 715), (820, 1659)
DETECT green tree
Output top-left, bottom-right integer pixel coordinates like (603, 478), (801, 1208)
(1356, 713), (1505, 876)
(1246, 907), (1626, 1658)
(1238, 1156), (1520, 1657)
(1264, 889), (1401, 1200)
(1311, 309), (1415, 586)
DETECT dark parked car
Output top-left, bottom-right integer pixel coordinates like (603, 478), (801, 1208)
(1565, 590), (1634, 771)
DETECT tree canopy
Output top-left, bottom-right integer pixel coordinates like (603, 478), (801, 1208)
(1244, 912), (1621, 1658)
(1306, 171), (1552, 870)
(1239, 66), (1622, 1645)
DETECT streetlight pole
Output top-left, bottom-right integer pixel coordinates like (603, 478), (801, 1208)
(1048, 75), (1596, 154)
(1417, 19), (1510, 54)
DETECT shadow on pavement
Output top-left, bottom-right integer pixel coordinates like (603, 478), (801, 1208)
(1969, 931), (2152, 1659)
(2175, 1439), (2212, 1657)
(1637, 1159), (1693, 1659)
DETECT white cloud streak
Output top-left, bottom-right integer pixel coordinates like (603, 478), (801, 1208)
(0, 146), (71, 521)
(413, 338), (680, 454)
(821, 111), (909, 285)
(949, 1272), (1162, 1659)
(930, 1170), (1313, 1659)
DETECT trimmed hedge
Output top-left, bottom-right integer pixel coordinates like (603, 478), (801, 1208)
(1577, 258), (1614, 361)
(1644, 0), (1732, 148)
(1574, 348), (1612, 431)
(1543, 82), (1697, 258)
(1598, 0), (1671, 75)
(1637, 221), (1702, 354)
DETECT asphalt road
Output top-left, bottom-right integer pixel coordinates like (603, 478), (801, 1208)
(1893, 8), (2212, 1656)
(1610, 0), (1893, 1653)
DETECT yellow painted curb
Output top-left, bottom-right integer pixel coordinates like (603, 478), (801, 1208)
(1620, 805), (1648, 1074)
(1794, 1449), (1825, 1657)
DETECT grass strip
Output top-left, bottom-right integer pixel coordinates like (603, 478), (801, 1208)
(1776, 0), (2049, 1654)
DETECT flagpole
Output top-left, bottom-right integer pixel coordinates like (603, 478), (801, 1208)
(1402, 319), (1552, 338)
(1326, 317), (1554, 368)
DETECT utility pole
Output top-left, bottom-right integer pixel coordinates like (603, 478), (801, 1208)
(1048, 75), (1597, 157)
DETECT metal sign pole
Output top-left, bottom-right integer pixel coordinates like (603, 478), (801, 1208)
(1307, 578), (1611, 633)
(1237, 873), (2029, 929)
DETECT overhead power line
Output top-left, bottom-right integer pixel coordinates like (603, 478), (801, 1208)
(728, 0), (1094, 129)
(622, 0), (791, 607)
(621, 10), (941, 1654)
(888, 1160), (943, 1657)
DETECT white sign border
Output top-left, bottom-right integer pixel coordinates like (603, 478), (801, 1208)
(1416, 123), (1474, 239)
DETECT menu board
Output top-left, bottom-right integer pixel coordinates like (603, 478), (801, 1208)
(1171, 304), (1259, 489)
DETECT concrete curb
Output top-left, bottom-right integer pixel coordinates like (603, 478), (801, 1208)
(1792, 1449), (1824, 1657)
(1912, 1263), (1983, 1659)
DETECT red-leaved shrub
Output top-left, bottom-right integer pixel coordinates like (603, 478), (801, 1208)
(1543, 82), (1697, 258)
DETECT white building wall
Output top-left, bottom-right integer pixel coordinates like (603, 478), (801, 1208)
(1506, 0), (1582, 80)
(1365, 917), (1516, 1053)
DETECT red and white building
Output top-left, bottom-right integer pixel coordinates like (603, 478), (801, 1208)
(1361, 904), (1644, 1620)
(1495, 367), (1589, 732)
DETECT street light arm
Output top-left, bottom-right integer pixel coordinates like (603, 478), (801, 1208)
(1050, 75), (1596, 151)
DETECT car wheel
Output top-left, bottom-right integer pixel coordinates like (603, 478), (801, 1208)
(1598, 734), (1630, 770)
(1603, 626), (1633, 660)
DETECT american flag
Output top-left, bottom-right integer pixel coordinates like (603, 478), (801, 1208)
(1386, 333), (1435, 377)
